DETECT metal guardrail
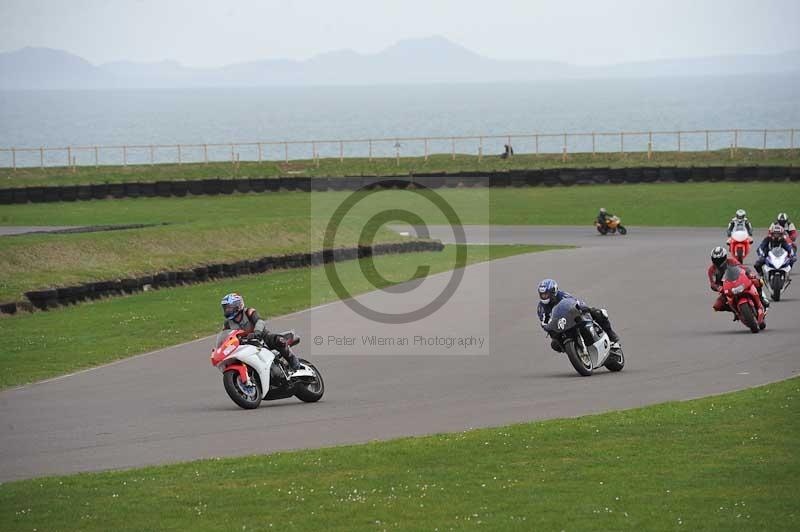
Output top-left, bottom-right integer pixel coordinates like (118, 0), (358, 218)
(0, 128), (796, 170)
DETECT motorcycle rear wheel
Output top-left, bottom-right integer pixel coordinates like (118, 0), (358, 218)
(596, 224), (608, 235)
(294, 359), (325, 403)
(565, 340), (593, 376)
(739, 303), (760, 333)
(223, 367), (262, 409)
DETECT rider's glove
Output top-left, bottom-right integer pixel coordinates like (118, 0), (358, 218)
(244, 332), (259, 341)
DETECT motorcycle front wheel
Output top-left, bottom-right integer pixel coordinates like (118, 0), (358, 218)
(618, 225), (628, 235)
(739, 303), (760, 333)
(604, 349), (625, 372)
(223, 367), (262, 409)
(771, 275), (783, 302)
(294, 359), (325, 403)
(565, 340), (593, 376)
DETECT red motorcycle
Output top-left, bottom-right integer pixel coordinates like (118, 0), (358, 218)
(727, 224), (753, 263)
(721, 264), (766, 333)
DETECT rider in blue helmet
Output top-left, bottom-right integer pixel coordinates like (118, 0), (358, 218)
(220, 292), (302, 371)
(536, 279), (621, 353)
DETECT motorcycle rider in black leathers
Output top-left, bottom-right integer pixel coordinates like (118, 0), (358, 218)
(536, 278), (620, 353)
(220, 292), (302, 372)
(596, 207), (614, 227)
(754, 224), (797, 277)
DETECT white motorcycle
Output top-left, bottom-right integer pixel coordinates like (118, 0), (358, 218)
(543, 297), (624, 376)
(211, 329), (324, 409)
(762, 247), (793, 301)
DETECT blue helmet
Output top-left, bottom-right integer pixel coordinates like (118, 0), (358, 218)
(221, 292), (244, 320)
(538, 279), (558, 304)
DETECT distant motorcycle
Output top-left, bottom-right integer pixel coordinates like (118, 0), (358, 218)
(595, 216), (627, 235)
(543, 296), (625, 376)
(761, 247), (793, 301)
(721, 264), (766, 333)
(211, 329), (324, 409)
(727, 222), (753, 263)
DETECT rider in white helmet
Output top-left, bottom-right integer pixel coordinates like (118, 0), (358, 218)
(220, 292), (302, 371)
(726, 209), (753, 237)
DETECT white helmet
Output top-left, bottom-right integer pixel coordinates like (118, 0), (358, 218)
(735, 209), (746, 220)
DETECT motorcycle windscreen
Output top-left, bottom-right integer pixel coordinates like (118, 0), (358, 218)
(216, 329), (237, 348)
(545, 298), (582, 333)
(723, 265), (744, 283)
(768, 248), (788, 267)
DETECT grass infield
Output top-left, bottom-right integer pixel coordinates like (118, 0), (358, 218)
(0, 376), (796, 531)
(0, 244), (554, 389)
(0, 182), (796, 301)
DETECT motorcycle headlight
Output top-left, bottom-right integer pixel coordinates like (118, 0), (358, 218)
(731, 285), (746, 294)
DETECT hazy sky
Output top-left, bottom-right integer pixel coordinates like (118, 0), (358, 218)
(2, 0), (799, 67)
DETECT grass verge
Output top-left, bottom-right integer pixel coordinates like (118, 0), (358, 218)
(1, 376), (796, 531)
(0, 182), (795, 301)
(0, 148), (797, 187)
(0, 244), (553, 389)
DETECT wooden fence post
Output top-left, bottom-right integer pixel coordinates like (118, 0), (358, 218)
(258, 142), (263, 163)
(677, 131), (681, 154)
(40, 147), (44, 169)
(647, 131), (652, 161)
(619, 133), (624, 156)
(535, 134), (539, 157)
(203, 144), (208, 164)
(424, 138), (428, 162)
(67, 146), (72, 168)
(591, 132), (596, 158)
(791, 129), (796, 157)
(339, 141), (343, 163)
(734, 130), (738, 157)
(94, 146), (98, 168)
(762, 129), (767, 158)
(230, 144), (235, 163)
(11, 147), (15, 171)
(284, 143), (288, 163)
(705, 130), (709, 154)
(479, 136), (483, 163)
(451, 137), (455, 161)
(368, 140), (373, 162)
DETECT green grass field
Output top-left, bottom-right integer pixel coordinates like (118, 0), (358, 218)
(0, 148), (796, 187)
(0, 244), (552, 389)
(0, 182), (796, 301)
(1, 376), (796, 531)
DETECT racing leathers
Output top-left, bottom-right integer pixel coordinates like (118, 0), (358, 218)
(537, 290), (620, 353)
(223, 307), (302, 370)
(597, 211), (614, 227)
(726, 217), (753, 237)
(754, 237), (796, 276)
(708, 258), (769, 314)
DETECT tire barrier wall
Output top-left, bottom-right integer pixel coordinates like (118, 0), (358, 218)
(1, 166), (797, 204)
(0, 240), (445, 315)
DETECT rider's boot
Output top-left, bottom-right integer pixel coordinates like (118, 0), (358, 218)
(285, 350), (302, 373)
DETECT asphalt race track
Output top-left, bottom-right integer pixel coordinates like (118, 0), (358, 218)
(1, 226), (798, 481)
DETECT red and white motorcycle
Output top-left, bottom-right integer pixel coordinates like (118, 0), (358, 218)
(211, 329), (324, 409)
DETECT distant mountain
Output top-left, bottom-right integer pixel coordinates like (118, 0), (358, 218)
(1, 37), (798, 90)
